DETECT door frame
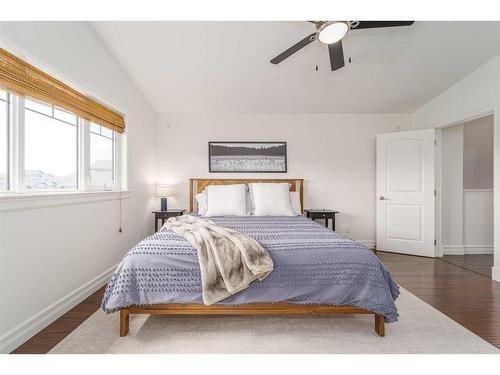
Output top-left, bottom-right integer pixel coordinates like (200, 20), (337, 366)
(433, 106), (497, 271)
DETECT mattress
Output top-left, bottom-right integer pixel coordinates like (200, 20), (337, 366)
(102, 216), (400, 322)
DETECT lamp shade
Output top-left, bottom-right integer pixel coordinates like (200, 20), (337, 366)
(156, 184), (171, 198)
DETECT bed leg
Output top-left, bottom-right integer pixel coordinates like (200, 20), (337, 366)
(374, 314), (385, 337)
(120, 308), (130, 337)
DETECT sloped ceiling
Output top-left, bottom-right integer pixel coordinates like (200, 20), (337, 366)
(92, 21), (500, 113)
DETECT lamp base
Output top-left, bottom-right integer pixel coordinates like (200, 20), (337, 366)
(160, 197), (168, 211)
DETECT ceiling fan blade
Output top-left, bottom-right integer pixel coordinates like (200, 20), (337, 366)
(353, 21), (415, 29)
(328, 40), (345, 71)
(270, 33), (317, 64)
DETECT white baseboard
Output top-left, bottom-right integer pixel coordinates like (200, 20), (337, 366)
(442, 245), (493, 255)
(463, 245), (493, 255)
(492, 267), (500, 282)
(442, 246), (465, 255)
(0, 263), (117, 354)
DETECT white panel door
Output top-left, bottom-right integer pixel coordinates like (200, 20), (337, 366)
(376, 129), (435, 257)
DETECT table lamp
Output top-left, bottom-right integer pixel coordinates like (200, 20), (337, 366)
(156, 184), (171, 211)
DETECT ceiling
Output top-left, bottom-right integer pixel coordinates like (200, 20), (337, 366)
(92, 21), (500, 114)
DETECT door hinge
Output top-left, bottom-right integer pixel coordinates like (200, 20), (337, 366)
(434, 189), (437, 196)
(434, 139), (437, 146)
(434, 239), (437, 246)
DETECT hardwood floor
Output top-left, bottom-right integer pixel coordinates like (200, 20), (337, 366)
(378, 252), (500, 348)
(441, 254), (493, 277)
(11, 286), (106, 354)
(11, 252), (500, 353)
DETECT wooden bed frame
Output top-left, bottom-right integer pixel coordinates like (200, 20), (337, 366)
(119, 178), (385, 337)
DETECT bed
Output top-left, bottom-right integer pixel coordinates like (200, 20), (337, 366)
(102, 178), (399, 337)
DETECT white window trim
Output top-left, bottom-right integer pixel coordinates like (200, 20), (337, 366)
(0, 190), (132, 213)
(17, 96), (25, 191)
(86, 121), (119, 192)
(9, 95), (21, 192)
(0, 90), (127, 208)
(0, 92), (11, 192)
(78, 117), (89, 191)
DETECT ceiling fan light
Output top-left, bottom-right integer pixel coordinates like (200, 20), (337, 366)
(318, 22), (349, 44)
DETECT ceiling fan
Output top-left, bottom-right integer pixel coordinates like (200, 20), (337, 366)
(270, 21), (415, 71)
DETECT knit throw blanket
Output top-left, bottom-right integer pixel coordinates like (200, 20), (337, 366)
(164, 215), (274, 305)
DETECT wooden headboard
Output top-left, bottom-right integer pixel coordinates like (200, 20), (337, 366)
(189, 178), (304, 213)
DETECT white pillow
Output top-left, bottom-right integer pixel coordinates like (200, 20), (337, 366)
(195, 191), (208, 215)
(289, 191), (302, 215)
(205, 184), (247, 216)
(249, 183), (295, 216)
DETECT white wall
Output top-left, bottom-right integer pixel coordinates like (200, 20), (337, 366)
(463, 117), (494, 254)
(156, 113), (410, 245)
(463, 189), (494, 254)
(411, 53), (500, 129)
(410, 51), (500, 280)
(440, 122), (493, 255)
(463, 115), (494, 189)
(441, 124), (464, 253)
(0, 22), (158, 352)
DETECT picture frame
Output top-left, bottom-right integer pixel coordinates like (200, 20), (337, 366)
(208, 142), (287, 173)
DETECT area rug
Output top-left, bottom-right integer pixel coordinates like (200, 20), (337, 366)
(49, 288), (499, 354)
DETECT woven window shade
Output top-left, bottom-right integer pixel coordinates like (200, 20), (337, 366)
(0, 48), (125, 133)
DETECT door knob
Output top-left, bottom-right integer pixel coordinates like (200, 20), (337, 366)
(378, 196), (386, 200)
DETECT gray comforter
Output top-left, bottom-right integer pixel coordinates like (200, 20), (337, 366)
(164, 215), (274, 305)
(102, 216), (400, 322)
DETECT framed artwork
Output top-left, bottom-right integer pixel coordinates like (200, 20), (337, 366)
(208, 142), (287, 173)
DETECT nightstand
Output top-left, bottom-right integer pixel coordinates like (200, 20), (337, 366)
(304, 209), (339, 231)
(152, 209), (186, 232)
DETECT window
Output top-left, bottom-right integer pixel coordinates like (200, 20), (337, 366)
(89, 122), (114, 190)
(0, 90), (8, 191)
(0, 92), (121, 195)
(24, 99), (78, 191)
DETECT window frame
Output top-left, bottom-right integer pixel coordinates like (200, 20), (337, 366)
(22, 97), (79, 192)
(87, 122), (117, 191)
(0, 90), (123, 197)
(0, 91), (10, 192)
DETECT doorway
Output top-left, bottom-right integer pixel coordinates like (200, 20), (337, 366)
(439, 115), (494, 277)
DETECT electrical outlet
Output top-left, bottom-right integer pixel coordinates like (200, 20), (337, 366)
(344, 227), (351, 235)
